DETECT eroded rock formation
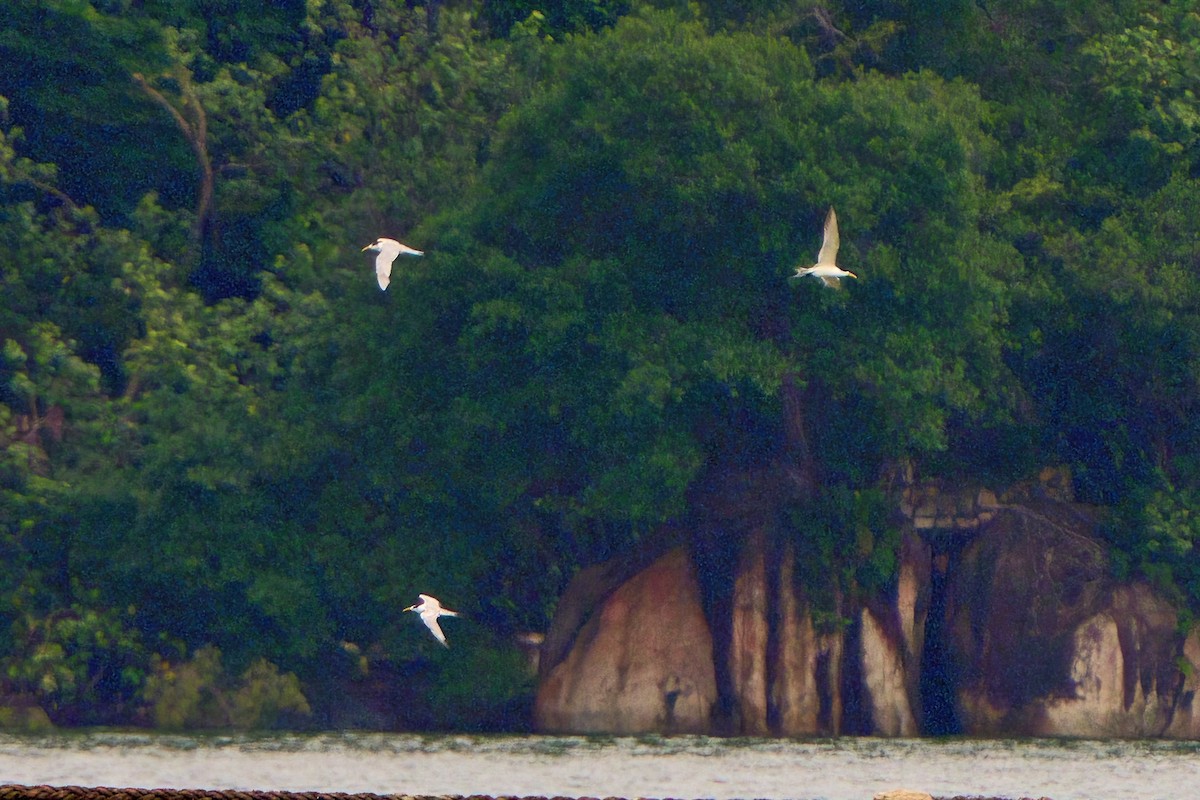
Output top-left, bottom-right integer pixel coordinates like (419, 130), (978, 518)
(534, 470), (1200, 739)
(534, 547), (717, 733)
(948, 504), (1189, 738)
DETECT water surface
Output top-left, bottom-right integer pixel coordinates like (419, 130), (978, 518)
(1, 732), (1197, 800)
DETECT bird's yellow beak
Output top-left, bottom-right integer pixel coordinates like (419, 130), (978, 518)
(361, 244), (371, 251)
(403, 605), (416, 612)
(847, 272), (858, 279)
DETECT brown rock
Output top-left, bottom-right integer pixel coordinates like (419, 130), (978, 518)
(537, 538), (670, 682)
(1035, 583), (1179, 737)
(770, 540), (833, 735)
(1165, 626), (1200, 738)
(897, 531), (927, 666)
(860, 607), (917, 736)
(873, 790), (932, 800)
(534, 547), (717, 734)
(534, 478), (1200, 741)
(948, 500), (1109, 731)
(729, 527), (771, 734)
(947, 500), (1188, 737)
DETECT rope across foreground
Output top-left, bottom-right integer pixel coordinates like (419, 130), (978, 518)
(0, 788), (637, 800)
(0, 786), (1041, 800)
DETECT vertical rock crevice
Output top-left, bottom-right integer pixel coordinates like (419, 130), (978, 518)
(763, 525), (784, 734)
(919, 546), (962, 735)
(692, 518), (742, 734)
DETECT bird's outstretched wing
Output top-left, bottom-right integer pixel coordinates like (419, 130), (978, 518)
(423, 612), (450, 647)
(815, 207), (839, 267)
(365, 239), (423, 291)
(375, 252), (397, 290)
(819, 275), (843, 289)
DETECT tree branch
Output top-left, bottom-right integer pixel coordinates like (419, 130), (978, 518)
(132, 71), (213, 252)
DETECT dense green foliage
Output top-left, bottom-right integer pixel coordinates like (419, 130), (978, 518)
(2, 0), (1199, 728)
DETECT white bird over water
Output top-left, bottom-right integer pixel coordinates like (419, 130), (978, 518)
(793, 207), (857, 288)
(362, 237), (424, 290)
(403, 593), (459, 647)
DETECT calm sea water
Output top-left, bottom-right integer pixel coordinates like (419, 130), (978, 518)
(1, 732), (1197, 800)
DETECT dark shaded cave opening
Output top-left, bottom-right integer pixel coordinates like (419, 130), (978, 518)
(692, 518), (741, 734)
(764, 525), (784, 735)
(814, 647), (835, 733)
(919, 545), (963, 735)
(840, 612), (872, 734)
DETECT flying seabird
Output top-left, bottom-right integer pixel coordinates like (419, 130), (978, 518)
(362, 237), (424, 290)
(403, 593), (459, 647)
(792, 208), (857, 287)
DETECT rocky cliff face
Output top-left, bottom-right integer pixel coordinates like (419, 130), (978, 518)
(946, 500), (1187, 737)
(534, 471), (1200, 739)
(534, 548), (717, 734)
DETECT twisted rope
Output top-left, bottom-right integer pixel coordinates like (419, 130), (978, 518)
(0, 786), (1031, 800)
(0, 788), (620, 800)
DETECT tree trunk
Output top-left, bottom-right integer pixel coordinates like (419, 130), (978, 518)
(780, 371), (817, 499)
(132, 71), (212, 257)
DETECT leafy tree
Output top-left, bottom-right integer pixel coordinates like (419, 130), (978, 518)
(2, 596), (151, 725)
(480, 0), (631, 38)
(0, 210), (149, 727)
(73, 251), (341, 670)
(0, 2), (188, 220)
(1080, 2), (1200, 194)
(344, 8), (1029, 634)
(143, 645), (310, 730)
(481, 8), (1024, 481)
(292, 3), (524, 259)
